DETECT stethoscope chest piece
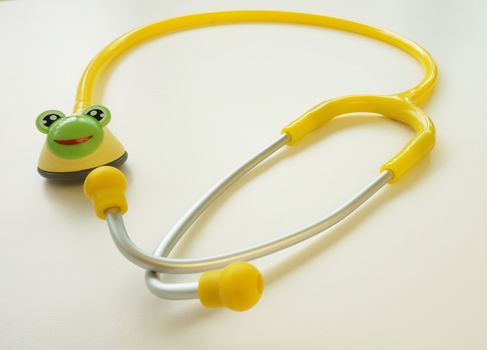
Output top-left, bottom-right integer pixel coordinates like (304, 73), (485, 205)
(36, 105), (127, 180)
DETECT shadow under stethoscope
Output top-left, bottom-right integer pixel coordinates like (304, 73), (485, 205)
(146, 114), (435, 331)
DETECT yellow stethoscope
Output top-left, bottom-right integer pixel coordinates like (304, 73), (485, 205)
(37, 11), (437, 312)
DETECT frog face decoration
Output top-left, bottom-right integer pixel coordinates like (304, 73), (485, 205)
(36, 105), (111, 159)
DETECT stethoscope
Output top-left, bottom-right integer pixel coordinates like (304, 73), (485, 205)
(36, 11), (437, 312)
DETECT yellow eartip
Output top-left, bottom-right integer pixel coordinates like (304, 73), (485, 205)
(84, 166), (128, 220)
(198, 261), (264, 312)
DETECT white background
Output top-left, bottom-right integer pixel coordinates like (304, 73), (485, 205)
(1, 0), (486, 349)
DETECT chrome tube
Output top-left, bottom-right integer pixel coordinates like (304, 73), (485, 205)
(104, 134), (392, 299)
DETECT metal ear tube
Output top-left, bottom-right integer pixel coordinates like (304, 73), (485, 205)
(38, 11), (437, 312)
(84, 166), (266, 311)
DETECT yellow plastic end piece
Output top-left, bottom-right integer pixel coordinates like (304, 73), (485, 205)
(198, 261), (264, 312)
(84, 166), (128, 220)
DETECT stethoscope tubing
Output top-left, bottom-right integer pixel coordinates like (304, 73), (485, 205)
(79, 11), (437, 303)
(74, 11), (436, 112)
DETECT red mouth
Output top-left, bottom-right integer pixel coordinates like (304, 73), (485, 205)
(54, 135), (93, 145)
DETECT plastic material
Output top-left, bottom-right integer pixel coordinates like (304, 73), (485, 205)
(198, 262), (264, 311)
(36, 105), (126, 178)
(74, 11), (436, 112)
(73, 10), (436, 184)
(282, 95), (435, 181)
(68, 10), (438, 312)
(84, 166), (128, 220)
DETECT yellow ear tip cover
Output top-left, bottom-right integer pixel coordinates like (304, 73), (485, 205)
(198, 261), (264, 312)
(84, 166), (128, 220)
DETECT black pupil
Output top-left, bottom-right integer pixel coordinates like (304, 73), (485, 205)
(42, 114), (61, 128)
(89, 109), (104, 121)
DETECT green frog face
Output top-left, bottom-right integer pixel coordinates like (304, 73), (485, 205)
(36, 105), (111, 159)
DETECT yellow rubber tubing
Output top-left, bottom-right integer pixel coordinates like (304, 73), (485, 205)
(282, 95), (435, 182)
(74, 10), (437, 182)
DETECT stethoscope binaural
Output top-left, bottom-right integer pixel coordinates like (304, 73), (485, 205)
(36, 11), (437, 311)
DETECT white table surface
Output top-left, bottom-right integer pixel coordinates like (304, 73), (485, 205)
(1, 1), (486, 349)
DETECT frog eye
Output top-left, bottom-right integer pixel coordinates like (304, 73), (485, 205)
(35, 110), (65, 134)
(82, 105), (111, 127)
